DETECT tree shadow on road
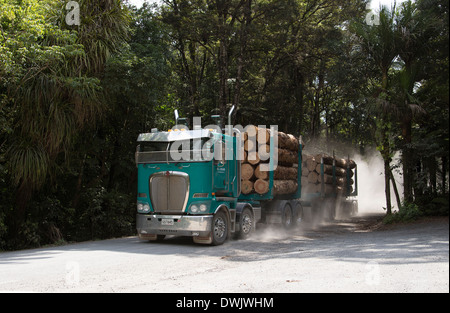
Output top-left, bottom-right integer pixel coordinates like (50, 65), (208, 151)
(1, 214), (448, 267)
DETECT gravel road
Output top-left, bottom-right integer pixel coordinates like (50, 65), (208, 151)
(1, 213), (448, 293)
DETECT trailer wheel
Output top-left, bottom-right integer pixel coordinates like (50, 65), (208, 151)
(294, 202), (303, 224)
(282, 203), (295, 229)
(237, 208), (254, 239)
(211, 210), (228, 246)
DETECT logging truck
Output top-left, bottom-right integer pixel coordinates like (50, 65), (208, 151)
(135, 106), (358, 245)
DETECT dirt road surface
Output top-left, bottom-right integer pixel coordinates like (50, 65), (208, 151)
(1, 213), (448, 293)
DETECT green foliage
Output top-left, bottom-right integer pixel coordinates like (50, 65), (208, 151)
(415, 195), (450, 217)
(350, 0), (449, 212)
(75, 186), (134, 241)
(0, 0), (135, 250)
(431, 197), (450, 216)
(0, 211), (6, 250)
(383, 201), (423, 224)
(7, 140), (49, 189)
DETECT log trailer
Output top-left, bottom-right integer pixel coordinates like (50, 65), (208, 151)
(135, 107), (358, 245)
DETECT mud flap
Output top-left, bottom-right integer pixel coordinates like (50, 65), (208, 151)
(139, 233), (157, 241)
(193, 232), (213, 245)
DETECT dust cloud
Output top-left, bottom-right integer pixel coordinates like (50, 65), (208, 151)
(353, 152), (403, 215)
(251, 148), (403, 241)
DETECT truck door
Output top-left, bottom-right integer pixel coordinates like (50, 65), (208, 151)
(213, 140), (228, 194)
(213, 136), (240, 197)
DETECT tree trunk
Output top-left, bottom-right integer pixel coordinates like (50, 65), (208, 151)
(390, 167), (402, 210)
(273, 166), (298, 180)
(241, 163), (255, 180)
(247, 151), (260, 165)
(305, 155), (317, 171)
(255, 164), (269, 180)
(217, 4), (229, 118)
(315, 163), (347, 177)
(307, 171), (319, 184)
(258, 144), (270, 161)
(244, 138), (256, 152)
(301, 166), (309, 177)
(318, 174), (345, 186)
(278, 132), (299, 151)
(257, 127), (270, 144)
(402, 116), (414, 203)
(254, 179), (269, 195)
(233, 0), (252, 108)
(273, 180), (298, 195)
(241, 180), (254, 195)
(278, 148), (299, 165)
(442, 156), (447, 194)
(384, 157), (392, 215)
(293, 66), (304, 134)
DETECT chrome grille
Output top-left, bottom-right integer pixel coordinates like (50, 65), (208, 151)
(149, 172), (189, 213)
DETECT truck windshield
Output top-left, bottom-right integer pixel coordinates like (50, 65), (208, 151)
(136, 139), (213, 164)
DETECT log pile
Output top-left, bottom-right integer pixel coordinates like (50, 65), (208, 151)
(240, 126), (300, 196)
(301, 154), (356, 195)
(239, 126), (357, 197)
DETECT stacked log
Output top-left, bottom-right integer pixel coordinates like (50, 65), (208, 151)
(240, 127), (300, 196)
(301, 153), (356, 195)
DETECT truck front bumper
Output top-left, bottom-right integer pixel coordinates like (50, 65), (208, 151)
(136, 214), (213, 239)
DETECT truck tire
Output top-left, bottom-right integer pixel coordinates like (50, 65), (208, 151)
(294, 202), (303, 224)
(211, 210), (228, 246)
(282, 203), (295, 229)
(236, 208), (254, 239)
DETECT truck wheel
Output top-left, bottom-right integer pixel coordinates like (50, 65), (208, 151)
(237, 208), (254, 239)
(294, 203), (303, 224)
(282, 204), (295, 229)
(212, 211), (228, 246)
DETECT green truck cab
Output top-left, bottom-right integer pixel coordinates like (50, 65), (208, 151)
(135, 126), (247, 245)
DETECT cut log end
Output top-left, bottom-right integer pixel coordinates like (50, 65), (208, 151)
(241, 163), (255, 181)
(241, 180), (254, 195)
(254, 179), (270, 195)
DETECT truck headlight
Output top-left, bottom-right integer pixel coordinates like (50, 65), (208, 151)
(190, 204), (199, 213)
(190, 203), (208, 213)
(138, 203), (151, 213)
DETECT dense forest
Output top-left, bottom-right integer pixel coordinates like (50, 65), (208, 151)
(0, 0), (448, 250)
